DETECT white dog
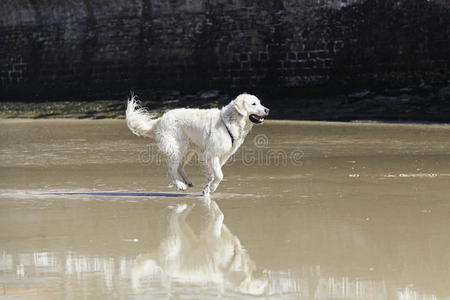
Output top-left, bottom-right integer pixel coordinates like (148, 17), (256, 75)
(126, 93), (269, 194)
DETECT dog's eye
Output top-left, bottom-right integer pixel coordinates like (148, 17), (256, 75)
(252, 103), (256, 105)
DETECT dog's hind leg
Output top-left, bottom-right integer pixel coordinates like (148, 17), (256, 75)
(178, 151), (195, 187)
(167, 203), (197, 245)
(168, 159), (188, 190)
(159, 137), (188, 191)
(175, 203), (197, 243)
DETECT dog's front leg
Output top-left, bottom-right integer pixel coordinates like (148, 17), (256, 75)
(203, 162), (215, 196)
(209, 157), (223, 193)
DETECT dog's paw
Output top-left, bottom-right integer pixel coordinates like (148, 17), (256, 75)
(181, 174), (194, 187)
(174, 181), (187, 191)
(182, 177), (194, 187)
(202, 186), (210, 196)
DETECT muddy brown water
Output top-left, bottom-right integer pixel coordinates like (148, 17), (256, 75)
(1, 119), (450, 299)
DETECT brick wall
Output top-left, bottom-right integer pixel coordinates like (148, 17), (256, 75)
(0, 0), (448, 100)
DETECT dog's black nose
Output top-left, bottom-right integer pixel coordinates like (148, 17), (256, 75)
(264, 108), (270, 115)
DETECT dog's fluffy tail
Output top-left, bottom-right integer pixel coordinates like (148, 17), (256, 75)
(126, 94), (159, 138)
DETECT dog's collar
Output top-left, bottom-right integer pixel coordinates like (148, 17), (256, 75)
(221, 114), (235, 145)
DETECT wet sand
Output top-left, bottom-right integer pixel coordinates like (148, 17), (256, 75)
(1, 119), (450, 299)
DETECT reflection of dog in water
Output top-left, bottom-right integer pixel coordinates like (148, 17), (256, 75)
(131, 198), (267, 295)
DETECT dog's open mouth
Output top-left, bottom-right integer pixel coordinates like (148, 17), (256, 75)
(249, 114), (265, 124)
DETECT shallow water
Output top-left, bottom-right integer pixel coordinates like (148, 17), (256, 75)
(1, 119), (450, 299)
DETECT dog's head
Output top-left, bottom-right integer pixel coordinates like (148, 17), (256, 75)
(233, 93), (269, 124)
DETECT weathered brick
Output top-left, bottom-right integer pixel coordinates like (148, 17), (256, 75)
(0, 0), (447, 99)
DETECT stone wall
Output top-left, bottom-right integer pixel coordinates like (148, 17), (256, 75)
(0, 0), (448, 100)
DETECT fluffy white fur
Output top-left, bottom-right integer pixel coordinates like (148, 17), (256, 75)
(126, 93), (269, 194)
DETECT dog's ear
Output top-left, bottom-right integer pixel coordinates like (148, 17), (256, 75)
(233, 95), (247, 116)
